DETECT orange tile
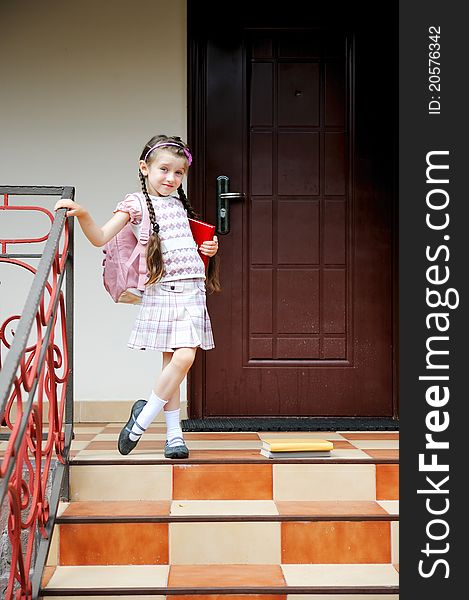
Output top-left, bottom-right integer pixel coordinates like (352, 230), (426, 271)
(60, 523), (168, 565)
(342, 433), (399, 440)
(326, 440), (356, 449)
(188, 450), (265, 460)
(41, 566), (56, 587)
(173, 464), (273, 500)
(281, 521), (391, 564)
(365, 449), (399, 460)
(175, 596), (285, 600)
(376, 465), (399, 500)
(72, 433), (97, 441)
(62, 501), (171, 517)
(276, 501), (388, 516)
(168, 565), (286, 587)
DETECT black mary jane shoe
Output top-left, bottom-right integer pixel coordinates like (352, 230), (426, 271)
(118, 399), (147, 455)
(164, 438), (189, 459)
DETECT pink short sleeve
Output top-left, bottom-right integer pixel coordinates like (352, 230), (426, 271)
(113, 193), (142, 224)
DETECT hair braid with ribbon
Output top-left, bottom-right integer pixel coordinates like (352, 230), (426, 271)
(138, 169), (164, 285)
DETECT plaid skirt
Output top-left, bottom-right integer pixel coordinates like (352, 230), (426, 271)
(128, 278), (215, 352)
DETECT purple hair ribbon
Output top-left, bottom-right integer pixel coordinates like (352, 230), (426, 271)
(144, 142), (193, 165)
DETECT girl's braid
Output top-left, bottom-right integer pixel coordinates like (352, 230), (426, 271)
(139, 170), (160, 234)
(177, 184), (198, 219)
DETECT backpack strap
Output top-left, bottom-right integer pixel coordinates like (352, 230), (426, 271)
(136, 194), (151, 291)
(138, 194), (151, 245)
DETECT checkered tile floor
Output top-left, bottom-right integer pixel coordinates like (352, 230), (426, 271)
(66, 424), (399, 461)
(37, 425), (399, 595)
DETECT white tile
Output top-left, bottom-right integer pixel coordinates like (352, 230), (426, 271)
(70, 441), (93, 450)
(170, 500), (279, 515)
(351, 440), (399, 450)
(391, 521), (399, 564)
(46, 565), (169, 589)
(57, 502), (69, 517)
(46, 527), (59, 567)
(281, 564), (399, 587)
(70, 464), (172, 500)
(377, 500), (399, 515)
(72, 427), (106, 433)
(170, 522), (281, 564)
(274, 464), (376, 501)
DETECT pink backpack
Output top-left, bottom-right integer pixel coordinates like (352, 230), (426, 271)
(102, 194), (151, 304)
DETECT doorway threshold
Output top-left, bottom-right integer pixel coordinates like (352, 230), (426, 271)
(182, 417), (399, 432)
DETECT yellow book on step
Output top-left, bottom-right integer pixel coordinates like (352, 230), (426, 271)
(262, 439), (334, 452)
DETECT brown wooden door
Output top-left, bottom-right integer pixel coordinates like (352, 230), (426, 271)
(189, 7), (397, 418)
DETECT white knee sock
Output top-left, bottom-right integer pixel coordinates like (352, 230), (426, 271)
(129, 391), (167, 441)
(165, 408), (184, 447)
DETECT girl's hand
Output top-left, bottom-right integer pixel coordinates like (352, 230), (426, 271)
(199, 235), (219, 257)
(54, 199), (88, 219)
(53, 200), (129, 247)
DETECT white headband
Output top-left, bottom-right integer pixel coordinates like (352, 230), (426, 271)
(144, 142), (193, 165)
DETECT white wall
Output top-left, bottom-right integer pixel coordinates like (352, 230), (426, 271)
(0, 0), (188, 407)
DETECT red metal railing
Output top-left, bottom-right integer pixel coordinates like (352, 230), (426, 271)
(0, 187), (74, 599)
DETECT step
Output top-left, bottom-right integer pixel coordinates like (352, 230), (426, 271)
(47, 500), (398, 567)
(68, 429), (398, 502)
(41, 563), (399, 598)
(69, 460), (398, 502)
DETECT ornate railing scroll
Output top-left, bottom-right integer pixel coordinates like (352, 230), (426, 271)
(0, 186), (74, 600)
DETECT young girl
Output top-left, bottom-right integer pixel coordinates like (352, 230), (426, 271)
(54, 134), (219, 459)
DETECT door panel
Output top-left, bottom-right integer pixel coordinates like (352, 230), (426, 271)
(188, 7), (397, 418)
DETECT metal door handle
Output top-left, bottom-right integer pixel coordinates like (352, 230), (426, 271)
(216, 176), (246, 235)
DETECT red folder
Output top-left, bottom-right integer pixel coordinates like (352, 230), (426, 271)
(188, 217), (216, 268)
